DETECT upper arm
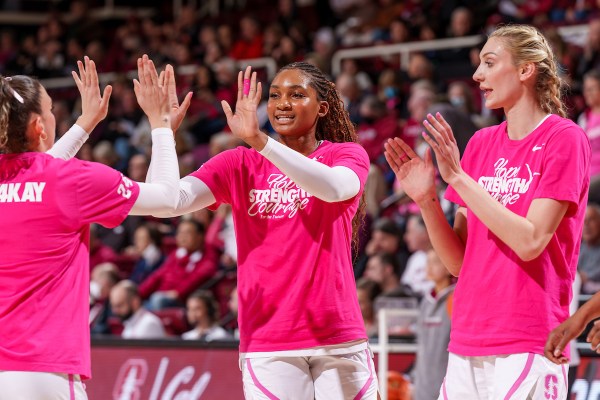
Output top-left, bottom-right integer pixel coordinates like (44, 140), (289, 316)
(453, 206), (468, 246)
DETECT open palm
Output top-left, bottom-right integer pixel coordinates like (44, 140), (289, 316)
(221, 66), (262, 141)
(384, 138), (436, 204)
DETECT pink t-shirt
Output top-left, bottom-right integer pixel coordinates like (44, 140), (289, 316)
(0, 152), (140, 379)
(583, 111), (600, 177)
(192, 141), (369, 352)
(445, 115), (590, 356)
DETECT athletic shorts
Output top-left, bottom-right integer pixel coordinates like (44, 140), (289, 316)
(0, 371), (87, 400)
(240, 347), (378, 399)
(438, 352), (568, 400)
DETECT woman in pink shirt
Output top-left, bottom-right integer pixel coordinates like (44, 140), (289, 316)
(0, 55), (187, 399)
(385, 25), (589, 398)
(149, 62), (378, 399)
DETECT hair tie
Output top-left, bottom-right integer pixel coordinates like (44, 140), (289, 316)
(2, 77), (24, 104)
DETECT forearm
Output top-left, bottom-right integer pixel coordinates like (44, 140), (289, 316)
(449, 173), (550, 261)
(573, 292), (600, 326)
(418, 196), (465, 276)
(129, 128), (180, 215)
(259, 137), (360, 202)
(143, 175), (216, 218)
(46, 124), (88, 160)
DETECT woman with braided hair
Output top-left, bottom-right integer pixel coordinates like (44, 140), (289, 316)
(384, 25), (590, 398)
(146, 62), (378, 399)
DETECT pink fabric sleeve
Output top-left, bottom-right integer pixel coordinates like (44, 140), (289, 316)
(60, 159), (140, 229)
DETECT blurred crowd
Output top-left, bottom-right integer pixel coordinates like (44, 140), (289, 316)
(5, 0), (600, 397)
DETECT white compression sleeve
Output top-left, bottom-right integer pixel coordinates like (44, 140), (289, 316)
(129, 128), (180, 215)
(259, 137), (360, 202)
(145, 175), (217, 218)
(46, 124), (88, 160)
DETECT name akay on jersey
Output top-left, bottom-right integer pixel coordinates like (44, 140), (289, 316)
(0, 182), (45, 202)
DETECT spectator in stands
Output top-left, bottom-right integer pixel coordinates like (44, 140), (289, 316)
(110, 280), (167, 339)
(219, 285), (239, 338)
(335, 71), (364, 125)
(576, 18), (600, 82)
(356, 278), (382, 338)
(182, 290), (232, 341)
(309, 27), (336, 75)
(376, 68), (403, 114)
(401, 213), (434, 296)
(89, 223), (118, 271)
(125, 223), (165, 285)
(139, 219), (218, 310)
(230, 16), (264, 60)
(406, 54), (435, 87)
(387, 25), (589, 396)
(356, 95), (400, 163)
(413, 249), (455, 400)
(364, 252), (410, 297)
(354, 217), (408, 280)
(578, 69), (600, 204)
(402, 82), (436, 152)
(578, 203), (600, 293)
(89, 262), (121, 335)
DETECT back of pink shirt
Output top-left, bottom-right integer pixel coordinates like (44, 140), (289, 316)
(192, 141), (369, 352)
(445, 115), (590, 356)
(0, 153), (139, 379)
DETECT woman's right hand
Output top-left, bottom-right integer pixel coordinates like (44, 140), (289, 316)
(72, 56), (112, 133)
(384, 137), (437, 205)
(133, 55), (170, 129)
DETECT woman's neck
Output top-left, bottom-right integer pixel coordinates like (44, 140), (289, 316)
(279, 134), (320, 156)
(505, 104), (549, 140)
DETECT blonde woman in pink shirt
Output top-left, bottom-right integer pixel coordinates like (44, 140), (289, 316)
(0, 55), (188, 399)
(385, 25), (590, 399)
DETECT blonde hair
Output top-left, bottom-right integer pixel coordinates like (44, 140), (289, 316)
(489, 24), (566, 118)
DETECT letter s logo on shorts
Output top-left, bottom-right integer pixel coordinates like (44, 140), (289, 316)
(544, 374), (558, 400)
(117, 175), (134, 199)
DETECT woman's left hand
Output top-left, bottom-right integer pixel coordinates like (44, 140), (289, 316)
(421, 112), (463, 185)
(72, 56), (112, 133)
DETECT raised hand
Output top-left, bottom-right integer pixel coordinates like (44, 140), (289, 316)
(132, 54), (170, 129)
(72, 56), (112, 133)
(421, 112), (463, 185)
(158, 64), (192, 133)
(384, 137), (437, 205)
(221, 65), (265, 147)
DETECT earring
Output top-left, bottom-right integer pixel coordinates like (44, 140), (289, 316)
(40, 132), (48, 141)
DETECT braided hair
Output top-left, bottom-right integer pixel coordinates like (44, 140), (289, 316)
(489, 25), (567, 118)
(277, 61), (365, 254)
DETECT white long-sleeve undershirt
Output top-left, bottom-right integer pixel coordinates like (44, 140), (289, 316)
(259, 137), (361, 202)
(147, 136), (361, 218)
(46, 124), (89, 160)
(129, 128), (180, 214)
